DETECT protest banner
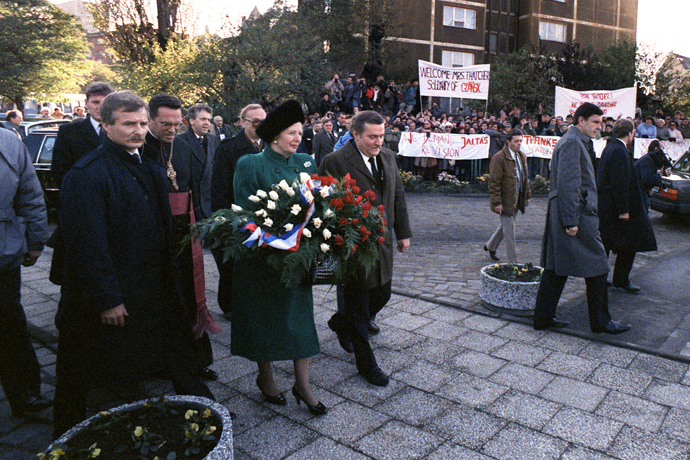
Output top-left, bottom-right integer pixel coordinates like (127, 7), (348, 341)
(633, 138), (690, 161)
(398, 132), (489, 160)
(554, 87), (636, 119)
(418, 60), (490, 100)
(521, 136), (606, 160)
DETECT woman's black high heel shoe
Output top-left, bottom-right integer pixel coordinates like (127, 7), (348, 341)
(292, 386), (328, 416)
(256, 378), (287, 406)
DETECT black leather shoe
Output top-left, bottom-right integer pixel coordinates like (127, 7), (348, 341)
(11, 396), (52, 417)
(483, 245), (500, 261)
(328, 316), (353, 353)
(592, 320), (631, 334)
(360, 366), (389, 386)
(368, 320), (380, 335)
(292, 386), (327, 415)
(200, 368), (218, 381)
(256, 378), (287, 406)
(613, 283), (641, 292)
(533, 319), (570, 330)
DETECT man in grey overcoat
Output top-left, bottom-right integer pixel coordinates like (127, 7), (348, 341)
(319, 110), (412, 386)
(533, 103), (631, 335)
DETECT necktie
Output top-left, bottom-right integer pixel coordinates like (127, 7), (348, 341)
(133, 153), (142, 163)
(98, 124), (106, 142)
(515, 154), (522, 191)
(369, 157), (379, 182)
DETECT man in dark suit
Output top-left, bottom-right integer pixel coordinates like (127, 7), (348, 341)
(319, 110), (412, 386)
(533, 103), (631, 335)
(597, 119), (657, 293)
(176, 104), (216, 221)
(49, 81), (113, 286)
(212, 115), (231, 141)
(211, 103), (265, 318)
(312, 117), (337, 167)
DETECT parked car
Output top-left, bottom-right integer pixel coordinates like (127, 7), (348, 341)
(650, 150), (690, 216)
(22, 121), (65, 212)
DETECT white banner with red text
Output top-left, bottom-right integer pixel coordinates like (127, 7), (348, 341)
(554, 86), (636, 119)
(418, 60), (491, 100)
(398, 133), (687, 161)
(397, 132), (490, 160)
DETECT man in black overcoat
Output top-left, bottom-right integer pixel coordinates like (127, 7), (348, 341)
(319, 111), (412, 386)
(312, 117), (337, 167)
(597, 119), (657, 292)
(210, 104), (265, 317)
(49, 82), (113, 286)
(53, 91), (213, 438)
(176, 104), (217, 221)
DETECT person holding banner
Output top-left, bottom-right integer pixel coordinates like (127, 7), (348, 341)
(231, 100), (326, 415)
(533, 102), (631, 335)
(484, 129), (530, 263)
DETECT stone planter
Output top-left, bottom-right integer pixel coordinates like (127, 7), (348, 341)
(48, 395), (233, 459)
(479, 264), (541, 311)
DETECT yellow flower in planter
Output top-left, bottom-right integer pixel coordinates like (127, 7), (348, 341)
(493, 263), (499, 268)
(98, 411), (110, 416)
(133, 426), (143, 437)
(203, 408), (212, 418)
(185, 409), (198, 420)
(204, 426), (217, 436)
(190, 423), (199, 432)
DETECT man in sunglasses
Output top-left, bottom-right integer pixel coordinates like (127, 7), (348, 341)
(211, 104), (266, 318)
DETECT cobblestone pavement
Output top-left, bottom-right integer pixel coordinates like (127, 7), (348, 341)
(3, 193), (690, 459)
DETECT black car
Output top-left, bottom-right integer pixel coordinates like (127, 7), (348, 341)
(22, 120), (69, 211)
(650, 150), (690, 216)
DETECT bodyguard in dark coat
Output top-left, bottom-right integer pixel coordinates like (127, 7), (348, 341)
(319, 111), (412, 386)
(49, 82), (113, 286)
(634, 141), (673, 212)
(176, 104), (217, 221)
(312, 117), (337, 167)
(211, 104), (266, 316)
(53, 91), (213, 438)
(597, 119), (657, 292)
(533, 103), (630, 335)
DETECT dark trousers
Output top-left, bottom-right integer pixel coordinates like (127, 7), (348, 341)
(534, 269), (611, 332)
(333, 281), (391, 373)
(53, 331), (214, 438)
(611, 251), (636, 286)
(0, 267), (42, 410)
(211, 249), (233, 315)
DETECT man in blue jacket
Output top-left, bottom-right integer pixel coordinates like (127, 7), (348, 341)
(0, 129), (51, 417)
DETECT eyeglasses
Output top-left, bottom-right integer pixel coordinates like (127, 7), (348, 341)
(243, 118), (265, 127)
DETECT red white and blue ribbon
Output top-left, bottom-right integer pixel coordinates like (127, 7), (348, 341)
(240, 180), (327, 251)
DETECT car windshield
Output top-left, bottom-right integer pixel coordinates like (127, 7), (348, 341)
(673, 151), (690, 173)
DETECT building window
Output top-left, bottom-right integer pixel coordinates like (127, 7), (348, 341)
(489, 34), (497, 54)
(539, 21), (566, 42)
(443, 6), (476, 30)
(441, 50), (474, 68)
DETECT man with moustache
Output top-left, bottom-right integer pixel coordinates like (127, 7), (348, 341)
(53, 91), (213, 438)
(319, 110), (412, 386)
(177, 104), (216, 221)
(211, 103), (266, 317)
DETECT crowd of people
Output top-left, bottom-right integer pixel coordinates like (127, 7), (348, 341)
(0, 74), (679, 442)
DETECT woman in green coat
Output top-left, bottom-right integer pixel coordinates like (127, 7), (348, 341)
(231, 100), (326, 415)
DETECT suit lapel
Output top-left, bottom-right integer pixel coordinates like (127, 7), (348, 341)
(184, 130), (207, 166)
(344, 143), (376, 183)
(81, 116), (100, 149)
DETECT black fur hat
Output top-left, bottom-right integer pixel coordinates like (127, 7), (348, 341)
(256, 100), (305, 143)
